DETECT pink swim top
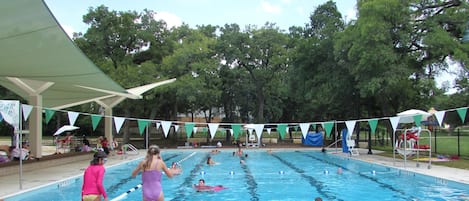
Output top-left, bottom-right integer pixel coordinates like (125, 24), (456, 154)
(82, 165), (107, 199)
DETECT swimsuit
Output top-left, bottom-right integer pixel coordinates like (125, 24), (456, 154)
(142, 161), (162, 201)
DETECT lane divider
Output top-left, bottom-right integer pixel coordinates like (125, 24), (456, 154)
(110, 152), (197, 201)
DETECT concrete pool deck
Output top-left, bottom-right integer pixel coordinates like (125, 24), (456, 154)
(0, 147), (468, 199)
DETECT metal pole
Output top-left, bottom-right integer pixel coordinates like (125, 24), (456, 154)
(19, 102), (23, 190)
(457, 128), (460, 156)
(146, 125), (149, 150)
(367, 128), (372, 154)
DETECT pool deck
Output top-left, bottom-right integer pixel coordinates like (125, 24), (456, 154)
(0, 147), (468, 199)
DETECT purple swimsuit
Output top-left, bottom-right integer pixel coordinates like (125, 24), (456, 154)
(142, 161), (162, 201)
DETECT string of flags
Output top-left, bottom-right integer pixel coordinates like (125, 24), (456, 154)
(0, 100), (467, 140)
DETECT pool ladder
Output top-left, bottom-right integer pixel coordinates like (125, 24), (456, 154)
(122, 143), (139, 155)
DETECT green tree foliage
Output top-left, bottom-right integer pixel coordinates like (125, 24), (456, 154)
(59, 1), (469, 130)
(217, 23), (289, 123)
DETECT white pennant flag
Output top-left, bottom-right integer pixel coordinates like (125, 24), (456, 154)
(434, 111), (446, 127)
(208, 123), (220, 139)
(253, 124), (264, 142)
(248, 128), (253, 135)
(174, 125), (180, 132)
(193, 127), (198, 135)
(389, 117), (400, 133)
(21, 104), (33, 121)
(113, 117), (125, 134)
(155, 122), (160, 130)
(161, 121), (172, 137)
(0, 100), (20, 131)
(299, 123), (310, 139)
(229, 129), (234, 136)
(266, 128), (272, 135)
(67, 111), (79, 126)
(345, 120), (356, 138)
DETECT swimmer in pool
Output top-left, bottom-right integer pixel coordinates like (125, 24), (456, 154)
(193, 179), (226, 192)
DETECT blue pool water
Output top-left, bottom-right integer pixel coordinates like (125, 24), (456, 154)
(4, 150), (469, 201)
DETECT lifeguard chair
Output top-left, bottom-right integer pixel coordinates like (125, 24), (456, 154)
(394, 126), (432, 169)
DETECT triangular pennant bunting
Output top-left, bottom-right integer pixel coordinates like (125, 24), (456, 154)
(434, 111), (445, 127)
(253, 124), (264, 142)
(67, 111), (79, 126)
(91, 115), (102, 131)
(21, 104), (33, 121)
(231, 124), (242, 140)
(137, 119), (150, 135)
(456, 108), (467, 123)
(113, 117), (125, 134)
(322, 122), (334, 138)
(413, 114), (423, 127)
(389, 117), (400, 133)
(208, 123), (219, 139)
(368, 119), (378, 134)
(44, 108), (55, 124)
(161, 121), (172, 138)
(277, 124), (287, 139)
(299, 123), (310, 139)
(345, 120), (356, 138)
(185, 122), (195, 138)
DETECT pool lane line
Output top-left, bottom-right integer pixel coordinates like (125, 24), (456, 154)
(240, 159), (260, 201)
(110, 184), (142, 201)
(107, 154), (180, 194)
(270, 154), (337, 201)
(170, 152), (211, 201)
(301, 152), (418, 200)
(109, 153), (184, 201)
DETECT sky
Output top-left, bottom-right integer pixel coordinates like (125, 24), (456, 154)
(44, 0), (357, 37)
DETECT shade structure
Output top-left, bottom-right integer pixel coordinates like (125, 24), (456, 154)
(0, 0), (139, 109)
(53, 125), (79, 136)
(397, 109), (432, 123)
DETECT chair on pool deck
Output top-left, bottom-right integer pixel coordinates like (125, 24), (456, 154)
(346, 137), (359, 156)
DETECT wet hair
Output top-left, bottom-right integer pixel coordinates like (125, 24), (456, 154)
(143, 145), (160, 170)
(199, 179), (205, 183)
(90, 151), (107, 165)
(206, 156), (212, 164)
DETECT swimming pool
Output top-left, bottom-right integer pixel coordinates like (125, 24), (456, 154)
(4, 150), (469, 201)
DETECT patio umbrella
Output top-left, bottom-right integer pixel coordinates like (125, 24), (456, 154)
(397, 109), (432, 123)
(53, 125), (79, 136)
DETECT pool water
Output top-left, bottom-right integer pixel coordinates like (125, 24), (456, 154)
(5, 150), (469, 201)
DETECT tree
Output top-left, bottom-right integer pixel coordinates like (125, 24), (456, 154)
(218, 23), (289, 123)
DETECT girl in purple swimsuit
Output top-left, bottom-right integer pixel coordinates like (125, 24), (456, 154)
(132, 145), (181, 201)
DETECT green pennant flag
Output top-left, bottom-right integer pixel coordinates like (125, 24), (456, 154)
(294, 125), (299, 131)
(44, 109), (55, 124)
(413, 114), (423, 127)
(311, 124), (316, 131)
(368, 119), (378, 134)
(185, 122), (195, 138)
(137, 119), (150, 136)
(91, 115), (102, 131)
(277, 124), (287, 139)
(202, 127), (207, 135)
(231, 124), (242, 140)
(323, 122), (334, 138)
(457, 107), (467, 123)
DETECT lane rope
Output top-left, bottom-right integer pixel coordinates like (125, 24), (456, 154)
(110, 152), (197, 201)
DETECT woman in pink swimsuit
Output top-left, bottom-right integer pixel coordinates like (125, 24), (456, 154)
(132, 145), (181, 201)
